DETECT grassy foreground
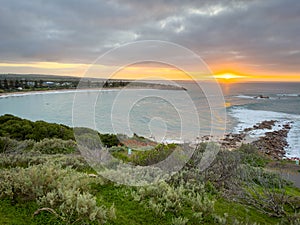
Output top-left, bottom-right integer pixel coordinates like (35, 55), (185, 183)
(0, 115), (299, 224)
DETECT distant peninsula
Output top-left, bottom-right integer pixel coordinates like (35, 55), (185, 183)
(0, 73), (187, 94)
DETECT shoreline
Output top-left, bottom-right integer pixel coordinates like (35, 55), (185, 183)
(0, 85), (186, 98)
(1, 89), (299, 160)
(200, 119), (299, 160)
(228, 107), (300, 159)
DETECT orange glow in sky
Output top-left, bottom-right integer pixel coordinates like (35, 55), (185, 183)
(214, 73), (247, 83)
(0, 61), (299, 82)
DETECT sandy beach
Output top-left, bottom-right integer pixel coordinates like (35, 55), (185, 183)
(0, 84), (187, 98)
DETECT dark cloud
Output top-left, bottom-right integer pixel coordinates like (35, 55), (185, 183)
(0, 0), (299, 74)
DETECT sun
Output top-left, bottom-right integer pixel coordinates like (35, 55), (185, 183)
(214, 73), (243, 83)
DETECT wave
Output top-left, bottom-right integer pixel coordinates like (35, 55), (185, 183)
(0, 88), (180, 99)
(235, 95), (255, 99)
(276, 93), (300, 97)
(235, 95), (276, 100)
(162, 139), (185, 144)
(229, 107), (300, 158)
(0, 89), (126, 99)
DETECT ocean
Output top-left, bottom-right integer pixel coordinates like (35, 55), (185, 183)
(0, 82), (299, 158)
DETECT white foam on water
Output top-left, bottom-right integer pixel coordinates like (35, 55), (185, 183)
(0, 88), (180, 99)
(0, 89), (137, 99)
(235, 95), (255, 99)
(286, 121), (300, 158)
(162, 139), (185, 144)
(235, 95), (276, 100)
(276, 93), (300, 97)
(229, 107), (300, 158)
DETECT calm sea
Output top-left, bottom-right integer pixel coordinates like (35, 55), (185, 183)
(0, 82), (299, 158)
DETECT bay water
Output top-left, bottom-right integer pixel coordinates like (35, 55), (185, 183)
(0, 81), (299, 158)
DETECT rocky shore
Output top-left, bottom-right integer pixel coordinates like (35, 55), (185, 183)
(252, 123), (291, 160)
(218, 120), (294, 160)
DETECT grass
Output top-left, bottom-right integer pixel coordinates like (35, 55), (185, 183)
(0, 199), (63, 225)
(94, 184), (173, 225)
(0, 185), (173, 225)
(111, 143), (177, 166)
(214, 198), (280, 224)
(0, 170), (299, 224)
(0, 131), (299, 224)
(0, 192), (293, 225)
(285, 186), (300, 196)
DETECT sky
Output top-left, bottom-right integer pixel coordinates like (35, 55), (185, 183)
(0, 0), (299, 82)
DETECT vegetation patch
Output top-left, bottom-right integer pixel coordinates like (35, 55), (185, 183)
(0, 117), (299, 224)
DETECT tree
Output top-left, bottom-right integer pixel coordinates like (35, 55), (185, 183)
(9, 80), (14, 89)
(15, 80), (20, 88)
(24, 79), (29, 89)
(3, 78), (9, 89)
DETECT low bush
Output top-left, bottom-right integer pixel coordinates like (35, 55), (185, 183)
(0, 153), (47, 168)
(132, 180), (220, 223)
(99, 133), (121, 148)
(0, 137), (35, 153)
(180, 143), (241, 194)
(0, 153), (93, 173)
(130, 143), (177, 166)
(239, 166), (299, 219)
(238, 144), (269, 168)
(0, 137), (19, 153)
(38, 187), (115, 224)
(0, 163), (114, 224)
(32, 138), (77, 154)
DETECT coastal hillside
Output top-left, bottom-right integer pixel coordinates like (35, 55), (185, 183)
(0, 115), (299, 224)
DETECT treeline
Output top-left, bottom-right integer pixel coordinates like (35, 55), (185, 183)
(0, 114), (120, 150)
(103, 80), (129, 88)
(0, 114), (74, 141)
(0, 78), (78, 92)
(0, 78), (131, 92)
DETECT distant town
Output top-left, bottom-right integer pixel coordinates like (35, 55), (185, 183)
(0, 74), (186, 93)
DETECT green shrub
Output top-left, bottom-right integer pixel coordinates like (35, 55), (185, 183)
(181, 144), (241, 193)
(0, 163), (72, 200)
(0, 137), (35, 154)
(131, 144), (177, 166)
(0, 114), (74, 141)
(238, 144), (269, 168)
(50, 154), (94, 172)
(171, 216), (189, 225)
(99, 133), (121, 147)
(0, 153), (93, 172)
(203, 150), (241, 191)
(0, 153), (47, 168)
(0, 137), (18, 153)
(132, 180), (216, 223)
(239, 166), (298, 218)
(32, 138), (77, 154)
(0, 163), (114, 224)
(38, 187), (115, 224)
(108, 146), (127, 152)
(240, 166), (291, 188)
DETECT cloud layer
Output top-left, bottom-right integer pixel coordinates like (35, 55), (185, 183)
(0, 0), (299, 76)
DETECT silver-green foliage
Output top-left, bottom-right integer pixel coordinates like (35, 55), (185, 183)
(32, 138), (77, 154)
(0, 153), (91, 172)
(171, 216), (189, 225)
(0, 136), (35, 153)
(240, 165), (300, 219)
(38, 188), (115, 224)
(132, 180), (215, 220)
(0, 163), (114, 224)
